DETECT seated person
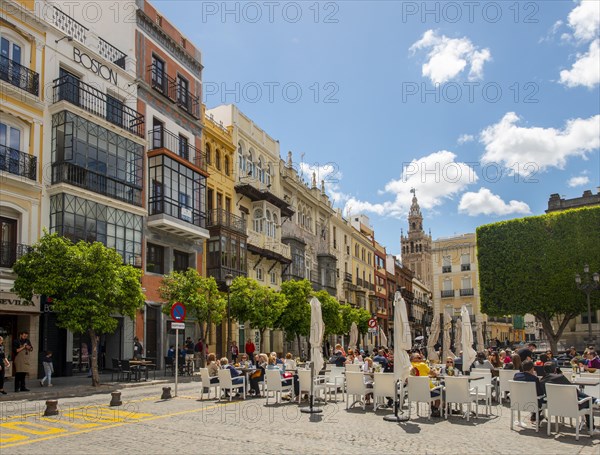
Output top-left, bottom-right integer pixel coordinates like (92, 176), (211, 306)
(239, 353), (250, 367)
(206, 353), (220, 384)
(514, 359), (545, 424)
(328, 350), (347, 367)
(410, 352), (441, 416)
(267, 355), (299, 398)
(472, 351), (494, 371)
(517, 343), (536, 362)
(581, 350), (600, 370)
(220, 357), (244, 395)
(442, 357), (461, 376)
(249, 353), (268, 396)
(373, 349), (389, 371)
(284, 353), (297, 371)
(362, 357), (374, 405)
(270, 352), (284, 365)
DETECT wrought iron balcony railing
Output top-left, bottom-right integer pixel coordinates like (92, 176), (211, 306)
(441, 289), (455, 298)
(0, 55), (39, 96)
(344, 272), (352, 282)
(207, 208), (246, 234)
(52, 162), (142, 206)
(53, 75), (144, 137)
(147, 63), (200, 119)
(461, 264), (471, 271)
(460, 288), (474, 296)
(98, 38), (127, 69)
(52, 7), (88, 43)
(0, 242), (32, 268)
(149, 195), (207, 229)
(148, 127), (206, 171)
(0, 145), (37, 180)
(442, 265), (452, 273)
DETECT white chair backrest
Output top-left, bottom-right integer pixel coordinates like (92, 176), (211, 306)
(444, 377), (471, 403)
(546, 383), (579, 418)
(297, 369), (312, 391)
(327, 366), (345, 380)
(200, 368), (212, 383)
(325, 364), (333, 371)
(373, 373), (396, 397)
(346, 364), (361, 372)
(266, 369), (284, 391)
(407, 376), (432, 402)
(345, 372), (366, 394)
(498, 369), (516, 392)
(218, 369), (233, 388)
(508, 380), (538, 413)
(471, 371), (493, 389)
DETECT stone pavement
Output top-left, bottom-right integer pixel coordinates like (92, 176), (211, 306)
(0, 380), (599, 454)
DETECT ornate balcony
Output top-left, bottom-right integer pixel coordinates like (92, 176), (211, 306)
(53, 76), (144, 137)
(441, 289), (455, 298)
(344, 272), (352, 283)
(247, 230), (291, 263)
(0, 145), (37, 181)
(98, 38), (127, 70)
(442, 265), (452, 273)
(207, 208), (246, 235)
(460, 288), (474, 296)
(148, 127), (206, 171)
(0, 242), (32, 268)
(0, 55), (39, 96)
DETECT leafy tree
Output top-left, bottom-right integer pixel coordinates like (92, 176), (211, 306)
(13, 232), (144, 386)
(477, 207), (600, 353)
(278, 280), (311, 352)
(229, 276), (287, 351)
(340, 304), (371, 336)
(159, 269), (226, 346)
(313, 290), (342, 336)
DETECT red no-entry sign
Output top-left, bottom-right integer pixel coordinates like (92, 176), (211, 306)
(368, 318), (377, 328)
(171, 302), (186, 322)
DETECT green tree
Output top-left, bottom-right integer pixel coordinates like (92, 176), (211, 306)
(477, 207), (600, 353)
(13, 232), (145, 386)
(159, 269), (226, 346)
(313, 290), (342, 336)
(229, 277), (287, 351)
(278, 280), (311, 352)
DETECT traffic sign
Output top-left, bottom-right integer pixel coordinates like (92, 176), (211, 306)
(368, 318), (377, 328)
(368, 327), (378, 334)
(171, 322), (185, 330)
(171, 302), (186, 321)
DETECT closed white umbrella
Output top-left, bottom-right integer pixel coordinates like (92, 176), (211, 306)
(379, 326), (388, 348)
(394, 291), (412, 382)
(427, 312), (440, 362)
(443, 320), (453, 361)
(309, 296), (324, 375)
(461, 306), (477, 373)
(476, 321), (485, 352)
(349, 322), (359, 352)
(454, 317), (462, 355)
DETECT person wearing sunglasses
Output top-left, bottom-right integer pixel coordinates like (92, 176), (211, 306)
(442, 357), (461, 376)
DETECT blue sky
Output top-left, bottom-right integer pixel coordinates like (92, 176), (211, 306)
(156, 0), (600, 255)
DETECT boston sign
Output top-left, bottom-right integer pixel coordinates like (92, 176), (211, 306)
(73, 47), (118, 85)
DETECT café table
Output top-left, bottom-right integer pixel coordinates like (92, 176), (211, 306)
(572, 377), (600, 392)
(129, 359), (156, 381)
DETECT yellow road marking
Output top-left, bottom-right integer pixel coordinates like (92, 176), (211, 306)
(0, 421), (67, 435)
(0, 399), (233, 449)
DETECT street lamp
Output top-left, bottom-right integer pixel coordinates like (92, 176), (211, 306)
(224, 274), (234, 360)
(575, 264), (600, 345)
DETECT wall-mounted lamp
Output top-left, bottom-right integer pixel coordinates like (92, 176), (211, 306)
(55, 36), (73, 44)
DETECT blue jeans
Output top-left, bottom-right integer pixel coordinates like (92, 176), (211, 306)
(42, 362), (53, 385)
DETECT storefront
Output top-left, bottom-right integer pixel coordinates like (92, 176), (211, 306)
(0, 291), (40, 379)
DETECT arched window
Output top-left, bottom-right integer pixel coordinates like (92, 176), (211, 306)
(247, 150), (254, 178)
(265, 210), (274, 237)
(253, 208), (263, 232)
(215, 149), (221, 170)
(257, 157), (264, 183)
(272, 213), (278, 236)
(266, 164), (272, 186)
(237, 142), (245, 175)
(224, 155), (230, 175)
(206, 143), (211, 165)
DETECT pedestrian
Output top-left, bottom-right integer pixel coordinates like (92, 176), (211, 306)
(40, 351), (54, 387)
(12, 331), (33, 392)
(231, 340), (239, 363)
(133, 337), (144, 360)
(245, 338), (256, 365)
(0, 336), (9, 394)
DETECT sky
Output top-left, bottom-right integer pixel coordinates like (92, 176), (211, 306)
(155, 0), (600, 255)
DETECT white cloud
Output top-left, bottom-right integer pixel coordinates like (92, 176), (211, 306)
(567, 175), (591, 187)
(458, 134), (474, 144)
(560, 39), (600, 88)
(409, 30), (491, 84)
(567, 0), (600, 42)
(480, 112), (600, 171)
(343, 150), (478, 218)
(458, 188), (531, 217)
(298, 161), (348, 205)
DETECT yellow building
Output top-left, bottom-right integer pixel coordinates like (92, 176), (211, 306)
(0, 0), (46, 379)
(331, 209), (356, 306)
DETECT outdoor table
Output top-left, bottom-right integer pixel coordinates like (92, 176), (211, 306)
(129, 360), (156, 381)
(238, 367), (258, 394)
(572, 377), (600, 392)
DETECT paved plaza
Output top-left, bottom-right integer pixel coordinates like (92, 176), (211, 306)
(0, 380), (598, 454)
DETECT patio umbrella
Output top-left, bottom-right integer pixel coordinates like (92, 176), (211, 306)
(476, 321), (485, 351)
(379, 327), (388, 348)
(394, 291), (412, 382)
(349, 322), (358, 352)
(454, 317), (462, 355)
(309, 296), (324, 375)
(442, 320), (453, 361)
(461, 305), (477, 373)
(427, 312), (440, 362)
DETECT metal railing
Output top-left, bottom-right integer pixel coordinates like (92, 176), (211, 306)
(0, 55), (39, 96)
(0, 242), (32, 268)
(52, 7), (88, 43)
(98, 38), (127, 69)
(176, 86), (201, 119)
(460, 288), (474, 296)
(147, 63), (200, 119)
(344, 272), (352, 282)
(52, 162), (142, 206)
(148, 195), (207, 229)
(0, 145), (37, 180)
(53, 75), (144, 137)
(208, 266), (247, 283)
(461, 264), (471, 271)
(441, 290), (455, 298)
(207, 208), (246, 234)
(148, 127), (206, 171)
(442, 265), (452, 273)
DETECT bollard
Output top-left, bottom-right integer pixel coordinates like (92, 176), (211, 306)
(109, 391), (122, 407)
(44, 400), (59, 416)
(161, 387), (172, 400)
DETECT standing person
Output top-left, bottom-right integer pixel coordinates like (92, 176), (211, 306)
(231, 341), (239, 363)
(133, 337), (144, 360)
(40, 351), (54, 387)
(0, 336), (9, 394)
(12, 331), (33, 392)
(245, 339), (256, 365)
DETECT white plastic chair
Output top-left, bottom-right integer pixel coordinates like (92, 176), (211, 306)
(373, 373), (396, 411)
(345, 371), (368, 410)
(406, 376), (442, 420)
(297, 368), (325, 403)
(199, 368), (219, 400)
(470, 371), (493, 415)
(508, 380), (545, 433)
(444, 376), (479, 421)
(546, 383), (593, 440)
(346, 364), (361, 372)
(325, 366), (345, 402)
(265, 369), (294, 405)
(217, 369), (246, 401)
(498, 370), (516, 403)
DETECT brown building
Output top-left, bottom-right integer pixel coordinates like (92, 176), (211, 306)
(546, 189), (600, 213)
